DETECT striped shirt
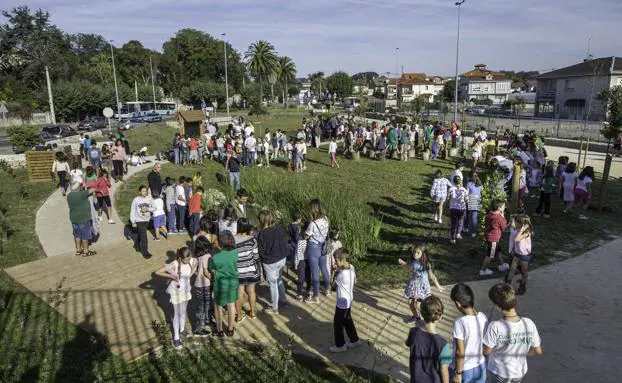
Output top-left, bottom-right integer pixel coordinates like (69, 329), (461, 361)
(234, 235), (260, 284)
(430, 178), (452, 200)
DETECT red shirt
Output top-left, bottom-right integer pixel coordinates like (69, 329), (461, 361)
(188, 193), (202, 213)
(93, 177), (111, 197)
(189, 138), (199, 151)
(484, 211), (507, 243)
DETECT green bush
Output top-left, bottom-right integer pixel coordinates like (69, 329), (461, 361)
(288, 103), (298, 109)
(7, 125), (42, 153)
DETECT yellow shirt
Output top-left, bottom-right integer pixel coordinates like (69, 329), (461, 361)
(193, 176), (202, 187)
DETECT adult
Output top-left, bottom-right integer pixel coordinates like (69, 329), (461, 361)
(111, 139), (126, 182)
(147, 163), (162, 197)
(244, 133), (257, 166)
(234, 218), (260, 321)
(67, 181), (96, 257)
(130, 185), (155, 259)
(225, 152), (241, 191)
(304, 199), (330, 303)
(257, 211), (289, 314)
(208, 231), (239, 337)
(172, 133), (181, 165)
(231, 188), (249, 220)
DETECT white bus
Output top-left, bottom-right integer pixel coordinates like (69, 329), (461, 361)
(115, 101), (177, 119)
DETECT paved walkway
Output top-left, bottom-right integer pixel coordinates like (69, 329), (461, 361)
(10, 146), (622, 381)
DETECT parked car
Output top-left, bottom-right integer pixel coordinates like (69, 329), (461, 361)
(468, 107), (487, 115)
(41, 124), (74, 139)
(142, 113), (162, 123)
(77, 116), (107, 131)
(342, 104), (355, 113)
(117, 118), (145, 130)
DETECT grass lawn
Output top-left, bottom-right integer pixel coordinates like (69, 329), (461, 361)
(116, 115), (622, 288)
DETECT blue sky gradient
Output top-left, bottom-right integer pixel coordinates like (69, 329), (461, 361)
(4, 0), (621, 77)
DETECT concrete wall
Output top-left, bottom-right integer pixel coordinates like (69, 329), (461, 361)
(553, 75), (609, 120)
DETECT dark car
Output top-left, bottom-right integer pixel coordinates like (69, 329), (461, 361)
(142, 113), (162, 123)
(77, 116), (107, 131)
(41, 124), (74, 139)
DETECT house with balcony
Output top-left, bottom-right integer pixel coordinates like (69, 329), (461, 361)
(534, 56), (622, 120)
(458, 64), (512, 105)
(397, 73), (446, 103)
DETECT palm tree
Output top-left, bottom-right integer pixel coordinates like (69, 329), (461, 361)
(244, 40), (279, 104)
(277, 56), (296, 108)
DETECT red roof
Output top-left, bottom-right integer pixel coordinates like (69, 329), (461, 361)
(460, 64), (507, 81)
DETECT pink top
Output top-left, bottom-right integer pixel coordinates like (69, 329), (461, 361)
(112, 145), (126, 161)
(508, 227), (532, 256)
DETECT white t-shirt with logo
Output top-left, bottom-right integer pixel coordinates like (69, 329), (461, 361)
(305, 217), (329, 245)
(575, 176), (592, 192)
(175, 185), (186, 206)
(451, 312), (488, 371)
(483, 317), (541, 379)
(335, 265), (356, 309)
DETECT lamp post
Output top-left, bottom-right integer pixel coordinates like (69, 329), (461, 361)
(454, 0), (465, 124)
(110, 41), (121, 122)
(395, 47), (400, 109)
(221, 33), (230, 116)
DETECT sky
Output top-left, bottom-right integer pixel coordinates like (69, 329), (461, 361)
(4, 0), (622, 78)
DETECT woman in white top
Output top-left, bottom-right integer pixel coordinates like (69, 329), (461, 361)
(52, 152), (71, 196)
(304, 199), (330, 303)
(218, 204), (238, 235)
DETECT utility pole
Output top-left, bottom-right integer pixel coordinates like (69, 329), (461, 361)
(110, 41), (121, 121)
(45, 66), (56, 124)
(395, 47), (400, 109)
(221, 33), (230, 116)
(150, 56), (157, 111)
(454, 0), (466, 124)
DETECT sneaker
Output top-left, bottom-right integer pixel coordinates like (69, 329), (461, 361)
(304, 296), (319, 304)
(193, 328), (211, 337)
(498, 263), (510, 272)
(296, 295), (305, 301)
(438, 218), (443, 224)
(236, 314), (247, 324)
(180, 330), (192, 338)
(97, 216), (103, 222)
(543, 214), (551, 219)
(154, 237), (161, 242)
(450, 239), (456, 244)
(517, 283), (526, 295)
(579, 215), (589, 220)
(479, 269), (494, 276)
(143, 252), (153, 259)
(108, 219), (115, 224)
(432, 214), (438, 222)
(456, 234), (463, 239)
(329, 345), (348, 353)
(172, 339), (182, 349)
(347, 340), (364, 348)
(471, 233), (476, 239)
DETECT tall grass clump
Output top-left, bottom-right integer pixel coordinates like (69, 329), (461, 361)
(243, 171), (374, 261)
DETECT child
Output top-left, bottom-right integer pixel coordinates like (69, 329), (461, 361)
(163, 177), (178, 234)
(262, 136), (271, 167)
(175, 176), (187, 232)
(295, 222), (310, 301)
(405, 295), (453, 383)
(450, 284), (488, 383)
(528, 161), (541, 198)
(483, 283), (542, 382)
(573, 166), (594, 220)
(329, 248), (363, 353)
(152, 193), (168, 241)
(466, 174), (483, 238)
(52, 152), (71, 196)
(324, 227), (343, 285)
(450, 161), (464, 185)
(288, 212), (302, 272)
(505, 214), (533, 295)
(84, 165), (97, 182)
(286, 140), (294, 172)
(271, 132), (279, 160)
(399, 245), (444, 323)
(555, 156), (568, 198)
(561, 162), (578, 213)
(94, 170), (114, 224)
(471, 139), (483, 169)
(535, 167), (555, 218)
(430, 169), (452, 223)
(517, 163), (527, 213)
(193, 171), (203, 188)
(188, 186), (204, 235)
(480, 200), (509, 276)
(155, 247), (198, 349)
(448, 177), (467, 244)
(208, 231), (239, 337)
(329, 137), (339, 168)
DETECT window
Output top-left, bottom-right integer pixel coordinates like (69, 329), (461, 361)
(565, 80), (575, 91)
(425, 85), (429, 90)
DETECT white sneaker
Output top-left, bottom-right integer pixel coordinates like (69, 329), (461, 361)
(480, 269), (494, 276)
(579, 215), (589, 220)
(329, 345), (348, 353)
(456, 234), (463, 239)
(498, 263), (510, 272)
(433, 214), (438, 222)
(347, 340), (364, 348)
(108, 219), (115, 224)
(97, 216), (102, 222)
(438, 218), (443, 224)
(450, 239), (456, 244)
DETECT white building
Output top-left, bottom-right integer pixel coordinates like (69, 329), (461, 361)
(397, 73), (446, 103)
(458, 64), (512, 105)
(535, 56), (622, 121)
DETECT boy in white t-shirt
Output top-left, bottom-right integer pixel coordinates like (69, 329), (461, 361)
(483, 283), (542, 382)
(450, 283), (488, 383)
(329, 248), (362, 353)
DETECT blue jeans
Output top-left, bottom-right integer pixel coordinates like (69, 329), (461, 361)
(263, 258), (287, 311)
(229, 171), (240, 191)
(176, 205), (187, 231)
(173, 148), (180, 165)
(189, 212), (200, 234)
(167, 204), (176, 232)
(307, 242), (329, 295)
(468, 210), (480, 236)
(451, 363), (486, 383)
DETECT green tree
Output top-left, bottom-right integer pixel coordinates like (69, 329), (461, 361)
(308, 71), (325, 95)
(441, 79), (456, 102)
(326, 71), (353, 99)
(277, 56), (296, 107)
(504, 97), (526, 115)
(411, 95), (426, 122)
(117, 40), (157, 87)
(88, 52), (112, 84)
(178, 81), (226, 106)
(244, 40), (279, 104)
(351, 71), (378, 85)
(599, 86), (622, 148)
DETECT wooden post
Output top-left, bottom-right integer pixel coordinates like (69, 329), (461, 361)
(577, 136), (584, 170)
(598, 154), (613, 211)
(511, 163), (521, 213)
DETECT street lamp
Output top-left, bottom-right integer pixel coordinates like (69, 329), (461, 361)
(454, 0), (465, 124)
(221, 33), (230, 116)
(395, 47), (400, 109)
(110, 40), (121, 122)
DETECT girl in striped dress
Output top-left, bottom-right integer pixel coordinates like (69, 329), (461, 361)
(466, 174), (483, 238)
(234, 218), (260, 321)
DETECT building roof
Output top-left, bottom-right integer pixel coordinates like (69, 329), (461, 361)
(460, 64), (507, 81)
(537, 57), (622, 79)
(400, 72), (427, 81)
(178, 110), (205, 123)
(398, 73), (445, 86)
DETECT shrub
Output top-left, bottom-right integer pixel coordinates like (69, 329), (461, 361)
(7, 125), (42, 153)
(248, 105), (269, 116)
(288, 103), (298, 109)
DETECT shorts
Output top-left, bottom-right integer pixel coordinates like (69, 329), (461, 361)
(72, 221), (93, 241)
(433, 196), (446, 204)
(97, 196), (112, 208)
(574, 188), (589, 201)
(487, 241), (501, 259)
(189, 150), (198, 161)
(518, 187), (527, 200)
(489, 372), (523, 383)
(514, 253), (532, 263)
(153, 214), (165, 228)
(91, 160), (102, 168)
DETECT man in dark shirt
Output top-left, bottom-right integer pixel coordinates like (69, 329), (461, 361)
(147, 163), (162, 196)
(225, 153), (241, 191)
